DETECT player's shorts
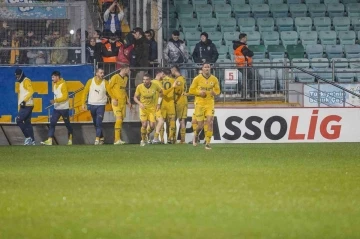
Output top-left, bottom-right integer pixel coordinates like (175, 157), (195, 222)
(194, 104), (215, 122)
(156, 101), (175, 119)
(139, 107), (156, 123)
(176, 103), (188, 119)
(112, 102), (126, 119)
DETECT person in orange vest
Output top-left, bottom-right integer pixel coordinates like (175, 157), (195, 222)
(101, 33), (121, 74)
(233, 33), (255, 98)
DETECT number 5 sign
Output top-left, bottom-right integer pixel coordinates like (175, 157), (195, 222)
(224, 69), (238, 85)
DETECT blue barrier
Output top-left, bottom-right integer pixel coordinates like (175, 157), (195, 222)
(0, 65), (94, 122)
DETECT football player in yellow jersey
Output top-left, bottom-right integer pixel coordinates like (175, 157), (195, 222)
(189, 63), (220, 149)
(134, 73), (163, 146)
(151, 69), (176, 144)
(109, 64), (132, 145)
(171, 65), (188, 143)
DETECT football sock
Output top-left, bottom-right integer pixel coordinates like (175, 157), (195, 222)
(180, 128), (186, 142)
(114, 119), (122, 142)
(141, 127), (147, 141)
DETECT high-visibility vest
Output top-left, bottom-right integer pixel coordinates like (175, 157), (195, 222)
(234, 45), (253, 67)
(102, 42), (120, 62)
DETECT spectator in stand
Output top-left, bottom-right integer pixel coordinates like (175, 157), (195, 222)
(145, 29), (157, 62)
(192, 32), (219, 64)
(50, 30), (68, 64)
(133, 27), (149, 86)
(0, 39), (10, 64)
(103, 1), (124, 39)
(115, 40), (134, 70)
(0, 21), (11, 42)
(86, 37), (101, 63)
(163, 30), (189, 77)
(123, 29), (135, 48)
(27, 37), (46, 65)
(93, 30), (103, 62)
(68, 29), (88, 64)
(101, 33), (121, 74)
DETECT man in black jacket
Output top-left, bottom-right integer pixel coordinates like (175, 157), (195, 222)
(133, 27), (149, 88)
(192, 32), (219, 64)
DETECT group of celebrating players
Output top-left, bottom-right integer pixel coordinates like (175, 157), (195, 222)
(15, 62), (220, 149)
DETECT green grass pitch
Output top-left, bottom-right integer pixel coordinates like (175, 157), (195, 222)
(0, 143), (359, 239)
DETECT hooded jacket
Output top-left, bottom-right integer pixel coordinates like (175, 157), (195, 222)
(163, 38), (189, 64)
(192, 39), (219, 64)
(134, 36), (149, 67)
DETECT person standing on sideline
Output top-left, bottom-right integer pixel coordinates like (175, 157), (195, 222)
(81, 68), (118, 145)
(15, 68), (35, 145)
(41, 71), (73, 145)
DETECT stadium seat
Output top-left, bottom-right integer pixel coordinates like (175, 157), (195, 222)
(253, 59), (276, 91)
(319, 31), (337, 47)
(287, 44), (305, 60)
(262, 31), (280, 48)
(208, 31), (223, 46)
(308, 4), (326, 18)
(342, 0), (358, 3)
(251, 4), (270, 18)
(176, 4), (194, 18)
(291, 58), (310, 68)
(314, 68), (334, 81)
(268, 0), (283, 5)
(344, 45), (360, 59)
(325, 45), (343, 59)
(351, 17), (360, 32)
(192, 0), (207, 4)
(339, 31), (356, 47)
(276, 17), (294, 32)
(212, 0), (227, 4)
(313, 17), (331, 32)
(258, 68), (277, 92)
(349, 58), (360, 69)
(272, 58), (291, 90)
(229, 0), (246, 5)
(214, 4), (232, 18)
(217, 45), (229, 59)
(289, 4), (307, 18)
(346, 3), (360, 18)
(185, 32), (200, 46)
(287, 0), (301, 4)
(311, 58), (329, 69)
(306, 44), (324, 59)
(270, 4), (289, 18)
(218, 17), (237, 33)
(300, 31), (318, 48)
(180, 18), (200, 32)
(233, 4), (251, 18)
(249, 0), (265, 5)
(330, 58), (349, 68)
(174, 0), (189, 6)
(294, 68), (315, 83)
(326, 3), (344, 18)
(281, 31), (299, 48)
(200, 18), (219, 32)
(246, 31), (261, 45)
(257, 18), (275, 33)
(164, 4), (177, 18)
(333, 17), (350, 34)
(195, 4), (213, 18)
(336, 69), (355, 82)
(323, 0), (339, 5)
(268, 45), (286, 60)
(238, 18), (256, 32)
(305, 0), (320, 4)
(224, 32), (238, 46)
(248, 45), (267, 59)
(295, 17), (313, 33)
